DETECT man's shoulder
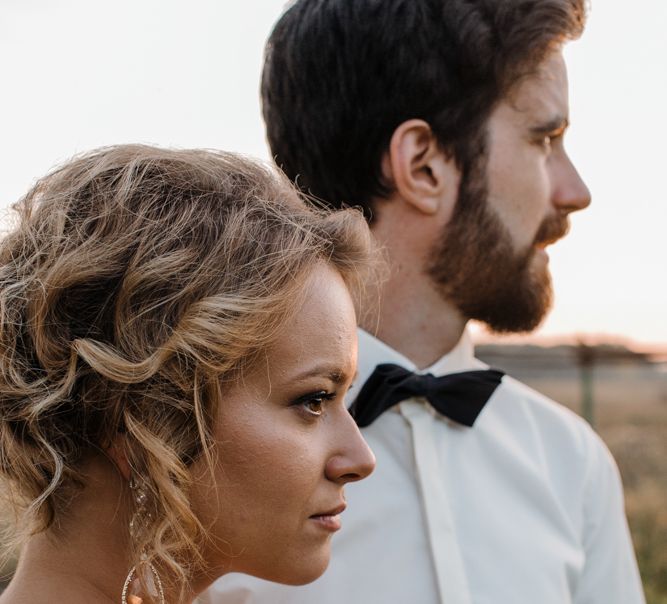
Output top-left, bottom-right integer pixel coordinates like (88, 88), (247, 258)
(488, 371), (617, 479)
(496, 371), (583, 423)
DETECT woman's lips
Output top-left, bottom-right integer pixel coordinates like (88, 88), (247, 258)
(310, 514), (342, 531)
(310, 503), (346, 532)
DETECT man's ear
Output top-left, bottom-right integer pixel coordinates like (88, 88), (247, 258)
(381, 119), (456, 215)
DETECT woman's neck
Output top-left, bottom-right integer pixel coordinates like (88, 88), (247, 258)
(0, 456), (132, 604)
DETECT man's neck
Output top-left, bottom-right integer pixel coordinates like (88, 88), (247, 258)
(361, 267), (467, 370)
(362, 190), (469, 369)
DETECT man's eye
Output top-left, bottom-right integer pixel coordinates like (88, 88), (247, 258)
(537, 134), (555, 151)
(539, 130), (564, 151)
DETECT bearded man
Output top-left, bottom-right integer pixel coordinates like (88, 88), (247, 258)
(202, 1), (645, 602)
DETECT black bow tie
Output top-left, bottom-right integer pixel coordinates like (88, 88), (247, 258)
(350, 363), (504, 428)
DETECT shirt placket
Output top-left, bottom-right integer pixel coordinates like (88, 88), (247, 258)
(401, 399), (472, 604)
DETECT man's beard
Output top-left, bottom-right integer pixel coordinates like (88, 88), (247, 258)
(427, 156), (569, 333)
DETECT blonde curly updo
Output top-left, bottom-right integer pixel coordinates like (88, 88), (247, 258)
(0, 145), (372, 588)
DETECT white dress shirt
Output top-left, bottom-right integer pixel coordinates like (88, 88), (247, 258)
(200, 329), (645, 604)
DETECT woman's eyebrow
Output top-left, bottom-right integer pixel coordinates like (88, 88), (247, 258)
(289, 365), (352, 384)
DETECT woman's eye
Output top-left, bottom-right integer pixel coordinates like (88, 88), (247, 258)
(293, 391), (335, 417)
(303, 398), (325, 415)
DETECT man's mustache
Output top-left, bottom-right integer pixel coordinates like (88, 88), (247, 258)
(533, 215), (570, 247)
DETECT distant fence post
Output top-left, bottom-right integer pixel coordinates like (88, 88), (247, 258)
(576, 341), (595, 427)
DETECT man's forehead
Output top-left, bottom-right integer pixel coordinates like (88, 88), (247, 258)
(505, 51), (569, 120)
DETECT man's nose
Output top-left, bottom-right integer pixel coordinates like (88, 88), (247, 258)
(550, 152), (591, 214)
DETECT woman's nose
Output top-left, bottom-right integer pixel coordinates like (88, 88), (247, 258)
(325, 412), (376, 484)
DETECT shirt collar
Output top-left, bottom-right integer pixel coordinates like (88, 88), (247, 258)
(348, 328), (481, 403)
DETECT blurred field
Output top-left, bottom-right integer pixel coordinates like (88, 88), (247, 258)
(540, 375), (666, 604)
(478, 345), (667, 604)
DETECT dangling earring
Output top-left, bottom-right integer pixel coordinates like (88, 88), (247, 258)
(121, 560), (165, 604)
(121, 474), (165, 604)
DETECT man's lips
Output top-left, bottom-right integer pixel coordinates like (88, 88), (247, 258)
(535, 234), (563, 249)
(533, 216), (570, 249)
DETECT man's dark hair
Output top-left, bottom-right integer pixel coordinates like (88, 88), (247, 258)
(262, 0), (586, 219)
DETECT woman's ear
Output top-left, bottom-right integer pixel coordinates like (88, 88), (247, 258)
(381, 119), (457, 215)
(106, 435), (131, 481)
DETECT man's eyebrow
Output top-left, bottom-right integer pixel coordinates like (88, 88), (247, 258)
(530, 115), (569, 135)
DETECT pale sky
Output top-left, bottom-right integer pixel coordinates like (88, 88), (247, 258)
(1, 0), (666, 348)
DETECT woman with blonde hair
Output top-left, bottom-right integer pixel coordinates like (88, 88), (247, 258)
(0, 145), (375, 603)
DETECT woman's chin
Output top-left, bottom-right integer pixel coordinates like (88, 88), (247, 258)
(258, 549), (331, 586)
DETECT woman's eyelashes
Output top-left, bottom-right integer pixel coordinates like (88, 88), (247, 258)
(291, 390), (337, 418)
